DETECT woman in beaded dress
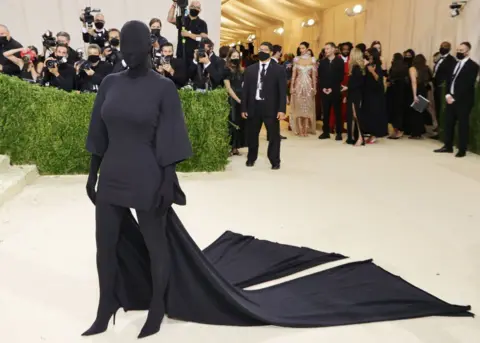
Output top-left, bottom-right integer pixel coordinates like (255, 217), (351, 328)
(290, 43), (317, 136)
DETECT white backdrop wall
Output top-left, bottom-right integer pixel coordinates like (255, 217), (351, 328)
(0, 0), (221, 54)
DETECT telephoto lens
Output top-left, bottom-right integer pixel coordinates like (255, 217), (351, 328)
(45, 59), (58, 69)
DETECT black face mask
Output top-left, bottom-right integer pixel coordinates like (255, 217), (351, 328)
(189, 9), (200, 17)
(456, 52), (466, 60)
(341, 51), (350, 57)
(0, 36), (8, 45)
(94, 22), (104, 30)
(151, 29), (161, 37)
(258, 52), (270, 62)
(110, 38), (120, 47)
(88, 55), (101, 63)
(231, 58), (240, 66)
(404, 57), (413, 64)
(120, 20), (151, 77)
(439, 47), (450, 55)
(56, 56), (67, 64)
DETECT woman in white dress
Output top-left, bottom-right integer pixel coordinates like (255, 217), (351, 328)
(290, 42), (317, 136)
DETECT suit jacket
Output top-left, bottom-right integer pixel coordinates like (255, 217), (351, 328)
(241, 61), (287, 117)
(318, 56), (344, 94)
(446, 58), (479, 109)
(189, 52), (224, 90)
(433, 54), (456, 86)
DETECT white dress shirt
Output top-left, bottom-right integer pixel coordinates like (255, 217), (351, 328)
(449, 57), (470, 97)
(255, 60), (271, 100)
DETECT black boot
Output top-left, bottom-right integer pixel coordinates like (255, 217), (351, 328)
(138, 304), (165, 339)
(82, 296), (120, 336)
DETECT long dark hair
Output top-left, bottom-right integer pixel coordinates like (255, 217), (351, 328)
(226, 49), (243, 73)
(412, 54), (431, 84)
(367, 47), (381, 67)
(389, 53), (408, 80)
(371, 40), (382, 56)
(296, 41), (310, 56)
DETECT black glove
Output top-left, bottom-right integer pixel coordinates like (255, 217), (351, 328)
(159, 164), (175, 214)
(86, 154), (102, 205)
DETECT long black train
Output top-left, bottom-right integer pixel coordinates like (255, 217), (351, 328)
(115, 209), (473, 327)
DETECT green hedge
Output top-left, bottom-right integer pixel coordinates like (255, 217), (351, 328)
(0, 74), (230, 174)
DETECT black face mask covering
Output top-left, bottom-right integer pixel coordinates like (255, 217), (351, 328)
(120, 20), (151, 78)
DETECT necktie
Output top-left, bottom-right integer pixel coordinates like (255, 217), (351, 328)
(259, 64), (266, 99)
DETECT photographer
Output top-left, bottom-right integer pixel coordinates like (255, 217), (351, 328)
(76, 44), (113, 93)
(149, 18), (168, 51)
(56, 31), (81, 65)
(3, 46), (41, 82)
(0, 24), (23, 76)
(42, 43), (76, 92)
(168, 0), (208, 68)
(103, 29), (125, 72)
(189, 39), (223, 90)
(80, 10), (108, 48)
(155, 42), (186, 89)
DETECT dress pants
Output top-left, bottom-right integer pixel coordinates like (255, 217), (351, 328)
(444, 101), (471, 153)
(321, 92), (342, 135)
(95, 202), (169, 314)
(247, 100), (281, 166)
(433, 84), (445, 125)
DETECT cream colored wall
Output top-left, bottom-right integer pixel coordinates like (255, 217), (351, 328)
(364, 0), (480, 66)
(254, 1), (366, 57)
(0, 0), (221, 54)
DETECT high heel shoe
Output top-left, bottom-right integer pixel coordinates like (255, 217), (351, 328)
(82, 305), (120, 336)
(138, 308), (165, 339)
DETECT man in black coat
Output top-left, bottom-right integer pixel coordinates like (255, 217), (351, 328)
(434, 42), (479, 158)
(0, 24), (23, 76)
(318, 42), (345, 140)
(432, 41), (457, 128)
(241, 42), (287, 170)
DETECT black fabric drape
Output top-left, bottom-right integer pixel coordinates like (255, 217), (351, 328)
(112, 209), (473, 328)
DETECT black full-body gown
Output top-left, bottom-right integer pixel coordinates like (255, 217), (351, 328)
(225, 68), (247, 150)
(83, 22), (473, 339)
(346, 65), (365, 142)
(361, 64), (389, 137)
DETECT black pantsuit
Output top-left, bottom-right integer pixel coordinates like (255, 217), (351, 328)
(241, 60), (287, 167)
(247, 101), (280, 165)
(442, 59), (479, 153)
(318, 56), (344, 137)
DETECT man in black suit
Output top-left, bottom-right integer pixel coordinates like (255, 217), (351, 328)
(189, 38), (224, 90)
(242, 42), (287, 170)
(433, 41), (457, 129)
(434, 42), (479, 158)
(318, 42), (345, 140)
(270, 44), (288, 140)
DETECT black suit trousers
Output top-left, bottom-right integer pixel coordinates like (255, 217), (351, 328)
(434, 84), (445, 124)
(321, 91), (342, 135)
(444, 101), (471, 153)
(247, 101), (281, 165)
(95, 202), (169, 311)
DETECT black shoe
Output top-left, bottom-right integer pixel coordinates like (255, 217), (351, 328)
(335, 135), (342, 141)
(318, 133), (330, 140)
(82, 307), (119, 336)
(280, 135), (287, 140)
(455, 151), (466, 158)
(345, 139), (355, 145)
(271, 164), (280, 170)
(434, 147), (453, 153)
(246, 161), (255, 167)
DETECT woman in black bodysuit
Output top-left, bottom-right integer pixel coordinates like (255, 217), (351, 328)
(82, 20), (192, 339)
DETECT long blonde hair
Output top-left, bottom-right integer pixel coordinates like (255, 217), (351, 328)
(349, 48), (365, 75)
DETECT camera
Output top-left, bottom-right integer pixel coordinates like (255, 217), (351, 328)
(449, 1), (467, 17)
(81, 7), (102, 27)
(78, 59), (92, 71)
(45, 59), (58, 69)
(150, 33), (158, 45)
(175, 0), (189, 8)
(196, 37), (211, 61)
(42, 30), (56, 48)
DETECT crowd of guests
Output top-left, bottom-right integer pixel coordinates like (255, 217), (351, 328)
(1, 3), (478, 159)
